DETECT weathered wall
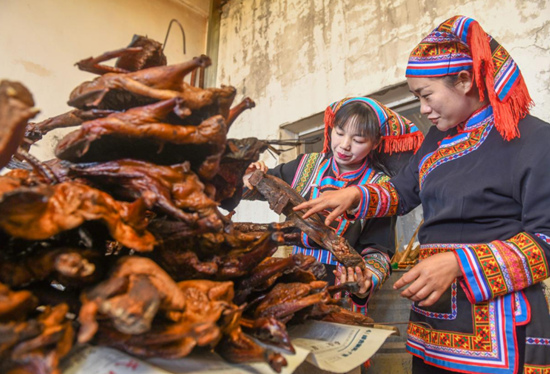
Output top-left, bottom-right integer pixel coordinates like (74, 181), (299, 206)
(0, 0), (209, 160)
(219, 0), (550, 222)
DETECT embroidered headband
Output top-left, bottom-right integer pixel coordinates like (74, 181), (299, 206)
(322, 97), (423, 154)
(406, 15), (533, 140)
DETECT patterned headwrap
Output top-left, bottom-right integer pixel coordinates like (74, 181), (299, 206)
(322, 97), (423, 154)
(406, 15), (533, 141)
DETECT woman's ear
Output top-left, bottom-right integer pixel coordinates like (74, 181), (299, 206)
(456, 70), (475, 94)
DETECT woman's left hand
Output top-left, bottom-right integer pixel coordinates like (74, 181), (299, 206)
(334, 265), (373, 298)
(393, 252), (462, 307)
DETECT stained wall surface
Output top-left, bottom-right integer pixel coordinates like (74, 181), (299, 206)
(0, 0), (209, 160)
(218, 0), (550, 222)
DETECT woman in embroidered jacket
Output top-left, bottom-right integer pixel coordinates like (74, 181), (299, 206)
(296, 15), (550, 374)
(243, 97), (423, 314)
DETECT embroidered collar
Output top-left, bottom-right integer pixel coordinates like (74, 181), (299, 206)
(438, 106), (494, 148)
(330, 156), (369, 181)
(458, 105), (493, 133)
(418, 105), (494, 189)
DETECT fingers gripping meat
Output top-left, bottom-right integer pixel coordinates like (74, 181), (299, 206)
(248, 171), (366, 270)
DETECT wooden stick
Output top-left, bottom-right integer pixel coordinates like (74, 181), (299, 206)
(391, 228), (403, 263)
(399, 219), (423, 263)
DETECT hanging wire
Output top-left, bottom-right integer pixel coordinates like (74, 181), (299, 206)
(163, 19), (186, 55)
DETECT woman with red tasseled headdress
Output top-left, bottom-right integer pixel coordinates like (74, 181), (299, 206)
(243, 97), (423, 315)
(294, 16), (550, 373)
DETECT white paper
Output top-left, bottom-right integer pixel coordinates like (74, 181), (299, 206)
(60, 345), (172, 374)
(288, 321), (395, 373)
(149, 345), (310, 374)
(61, 322), (394, 374)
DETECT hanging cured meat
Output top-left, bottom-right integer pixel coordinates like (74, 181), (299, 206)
(0, 38), (381, 374)
(0, 81), (39, 169)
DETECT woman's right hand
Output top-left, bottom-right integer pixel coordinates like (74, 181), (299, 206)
(293, 187), (362, 225)
(243, 160), (268, 189)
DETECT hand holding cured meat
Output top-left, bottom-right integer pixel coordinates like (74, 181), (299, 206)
(247, 170), (366, 270)
(294, 187), (362, 225)
(334, 265), (372, 298)
(243, 160), (268, 189)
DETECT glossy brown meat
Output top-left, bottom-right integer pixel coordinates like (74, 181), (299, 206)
(213, 232), (281, 280)
(0, 320), (41, 357)
(0, 171), (29, 195)
(0, 247), (103, 288)
(76, 35), (167, 76)
(0, 283), (38, 323)
(154, 232), (280, 282)
(154, 249), (219, 280)
(0, 181), (156, 251)
(55, 99), (227, 179)
(7, 304), (74, 374)
(226, 97), (255, 130)
(179, 83), (236, 123)
(210, 138), (276, 210)
(248, 170), (366, 270)
(235, 253), (327, 305)
(0, 81), (39, 168)
(215, 324), (287, 373)
(305, 303), (375, 326)
(116, 35), (167, 72)
(240, 316), (295, 354)
(234, 256), (298, 305)
(78, 256), (186, 343)
(69, 159), (222, 231)
(230, 222), (301, 243)
(253, 281), (330, 322)
(28, 108), (115, 136)
(167, 280), (237, 331)
(95, 320), (206, 359)
(93, 280), (237, 359)
(68, 55), (211, 111)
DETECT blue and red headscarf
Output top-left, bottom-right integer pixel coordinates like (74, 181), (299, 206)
(406, 15), (533, 141)
(322, 97), (423, 154)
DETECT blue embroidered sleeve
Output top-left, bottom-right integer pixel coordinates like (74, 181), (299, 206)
(454, 232), (550, 303)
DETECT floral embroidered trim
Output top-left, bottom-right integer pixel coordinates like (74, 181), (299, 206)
(418, 110), (493, 190)
(535, 233), (550, 246)
(524, 365), (550, 374)
(347, 181), (399, 220)
(363, 250), (391, 292)
(407, 294), (518, 373)
(455, 232), (549, 303)
(526, 337), (550, 346)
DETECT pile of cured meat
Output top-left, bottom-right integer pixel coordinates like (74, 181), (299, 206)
(0, 36), (373, 374)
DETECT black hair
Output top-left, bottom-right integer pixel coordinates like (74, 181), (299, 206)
(332, 102), (394, 176)
(439, 74), (459, 87)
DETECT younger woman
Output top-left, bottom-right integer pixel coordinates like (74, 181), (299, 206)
(295, 16), (550, 373)
(244, 97), (423, 313)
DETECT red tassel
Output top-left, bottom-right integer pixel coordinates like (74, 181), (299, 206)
(323, 106), (335, 153)
(379, 132), (424, 154)
(468, 20), (533, 141)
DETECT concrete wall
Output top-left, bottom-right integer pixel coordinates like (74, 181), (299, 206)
(218, 0), (550, 223)
(0, 0), (209, 160)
